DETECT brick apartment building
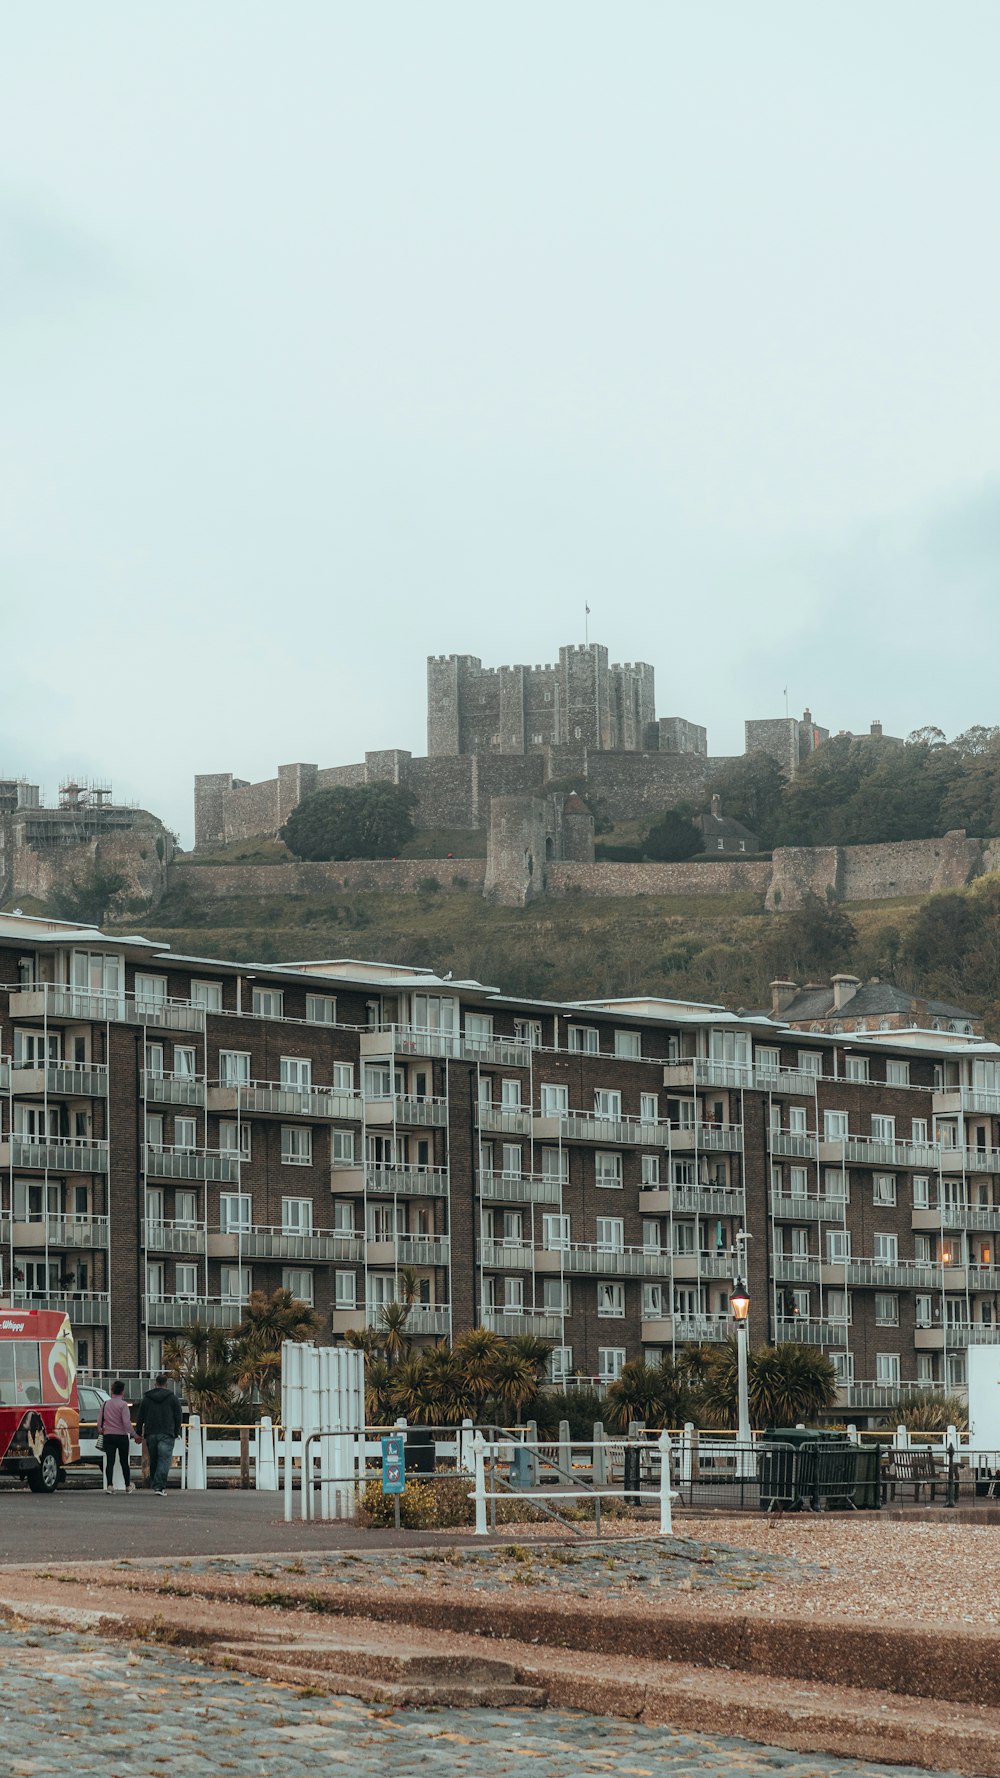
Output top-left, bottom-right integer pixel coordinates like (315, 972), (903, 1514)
(0, 911), (997, 1421)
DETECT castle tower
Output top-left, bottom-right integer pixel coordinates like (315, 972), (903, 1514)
(558, 644), (612, 750)
(426, 654), (481, 756)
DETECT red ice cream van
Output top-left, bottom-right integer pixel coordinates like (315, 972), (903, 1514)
(0, 1308), (80, 1493)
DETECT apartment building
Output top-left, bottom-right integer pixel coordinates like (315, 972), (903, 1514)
(0, 911), (997, 1420)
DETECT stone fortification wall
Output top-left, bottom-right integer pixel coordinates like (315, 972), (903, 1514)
(172, 857), (486, 901)
(547, 859), (771, 898)
(406, 755), (477, 829)
(766, 831), (990, 910)
(2, 816), (174, 910)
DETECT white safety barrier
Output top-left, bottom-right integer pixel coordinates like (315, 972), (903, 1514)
(255, 1415), (278, 1491)
(184, 1413), (207, 1490)
(469, 1427), (678, 1536)
(281, 1342), (365, 1521)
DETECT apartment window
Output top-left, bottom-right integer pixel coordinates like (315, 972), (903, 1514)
(175, 1264), (198, 1300)
(252, 987), (284, 1018)
(641, 1154), (660, 1186)
(642, 1219), (661, 1251)
(145, 1114), (165, 1151)
(173, 1046), (196, 1078)
(514, 1018), (542, 1048)
(913, 1175), (930, 1209)
(501, 1209), (523, 1244)
(887, 1059), (910, 1087)
(823, 1110), (849, 1139)
(670, 1159), (695, 1186)
(283, 1268), (314, 1304)
(333, 1200), (355, 1234)
(596, 1218), (624, 1252)
(912, 1118), (929, 1144)
(547, 1347), (573, 1383)
(873, 1232), (898, 1264)
(873, 1175), (896, 1206)
(464, 1012), (494, 1047)
(219, 1051), (251, 1087)
(281, 1126), (313, 1166)
(598, 1281), (626, 1318)
(145, 1187), (164, 1226)
(282, 1198), (313, 1235)
(946, 1296), (969, 1326)
(915, 1294), (934, 1327)
(872, 1115), (896, 1141)
(946, 1354), (967, 1389)
(305, 994), (336, 1025)
(595, 1151), (623, 1189)
(831, 1351), (854, 1386)
(540, 1147), (568, 1183)
(219, 1194), (252, 1233)
(281, 1056), (312, 1089)
(788, 1105), (808, 1134)
(542, 1214), (570, 1250)
(789, 1227), (810, 1257)
(135, 973), (167, 1011)
(331, 1128), (355, 1165)
(568, 1026), (599, 1054)
(500, 1078), (522, 1110)
(875, 1352), (900, 1386)
(914, 1233), (932, 1263)
(145, 1042), (164, 1078)
(614, 1029), (641, 1059)
(503, 1276), (524, 1311)
(845, 1056), (869, 1083)
(797, 1051), (822, 1076)
(334, 1271), (356, 1309)
(219, 1121), (251, 1160)
(875, 1293), (898, 1326)
(174, 1118), (197, 1153)
(477, 1075), (493, 1109)
(756, 1046), (780, 1075)
(673, 1221), (696, 1256)
(598, 1348), (626, 1383)
(826, 1230), (851, 1263)
(540, 1083), (568, 1116)
(673, 1287), (700, 1318)
(594, 1089), (622, 1120)
(14, 1029), (60, 1065)
(190, 980), (223, 1011)
(220, 1265), (252, 1303)
(332, 1063), (354, 1092)
(542, 1278), (570, 1313)
(790, 1165), (808, 1194)
(412, 993), (457, 1034)
(709, 1029), (750, 1067)
(823, 1167), (848, 1200)
(640, 1092), (658, 1124)
(174, 1191), (196, 1228)
(13, 1103), (59, 1140)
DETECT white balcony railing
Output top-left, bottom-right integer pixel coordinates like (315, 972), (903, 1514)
(143, 1219), (206, 1255)
(0, 1136), (108, 1173)
(770, 1192), (847, 1223)
(143, 1145), (240, 1183)
(143, 1072), (207, 1107)
(209, 1080), (364, 1121)
(8, 985), (206, 1032)
(365, 1303), (450, 1337)
(5, 1214), (109, 1250)
(10, 1062), (108, 1098)
(6, 1288), (110, 1324)
(144, 1294), (244, 1329)
(364, 1164), (449, 1197)
(482, 1309), (564, 1339)
(479, 1170), (563, 1205)
(363, 1025), (531, 1069)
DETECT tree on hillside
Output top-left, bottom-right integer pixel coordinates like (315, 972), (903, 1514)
(643, 807), (702, 861)
(281, 784), (417, 861)
(768, 892), (857, 978)
(706, 753), (786, 849)
(48, 867), (126, 927)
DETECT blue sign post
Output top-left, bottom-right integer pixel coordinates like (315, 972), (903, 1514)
(381, 1435), (406, 1526)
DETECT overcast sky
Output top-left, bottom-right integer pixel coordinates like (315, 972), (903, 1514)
(3, 4), (999, 845)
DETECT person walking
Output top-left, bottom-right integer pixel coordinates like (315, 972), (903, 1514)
(99, 1380), (139, 1493)
(135, 1373), (183, 1494)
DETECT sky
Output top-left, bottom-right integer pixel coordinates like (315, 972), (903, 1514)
(3, 3), (1000, 846)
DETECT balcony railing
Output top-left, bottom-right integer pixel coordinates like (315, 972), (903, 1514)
(0, 1137), (108, 1173)
(773, 1256), (822, 1284)
(941, 1147), (1000, 1176)
(144, 1294), (244, 1329)
(663, 1059), (821, 1097)
(364, 1094), (449, 1127)
(10, 1062), (108, 1098)
(673, 1313), (732, 1343)
(143, 1145), (240, 1183)
(844, 1258), (939, 1289)
(841, 1381), (952, 1410)
(477, 1105), (533, 1137)
(842, 1135), (941, 1169)
(365, 1303), (450, 1337)
(478, 1240), (536, 1271)
(770, 1191), (847, 1223)
(212, 1224), (365, 1263)
(543, 1242), (674, 1278)
(8, 986), (206, 1032)
(6, 1288), (110, 1324)
(389, 1233), (450, 1268)
(670, 1183), (744, 1216)
(143, 1219), (206, 1255)
(143, 1072), (207, 1107)
(364, 1164), (449, 1197)
(3, 1214), (109, 1250)
(483, 1309), (564, 1339)
(939, 1325), (1000, 1348)
(363, 1025), (532, 1069)
(769, 1131), (818, 1160)
(774, 1317), (850, 1346)
(479, 1170), (562, 1205)
(941, 1203), (1000, 1231)
(209, 1080), (364, 1121)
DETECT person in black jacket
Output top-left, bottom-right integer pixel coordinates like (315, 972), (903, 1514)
(134, 1375), (183, 1494)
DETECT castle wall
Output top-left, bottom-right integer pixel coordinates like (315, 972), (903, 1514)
(316, 761), (367, 790)
(405, 754), (477, 829)
(746, 716), (802, 774)
(766, 832), (988, 910)
(547, 859), (771, 898)
(426, 654), (474, 756)
(221, 776), (281, 844)
(2, 813), (174, 911)
(583, 749), (728, 816)
(483, 795), (550, 906)
(171, 857), (486, 900)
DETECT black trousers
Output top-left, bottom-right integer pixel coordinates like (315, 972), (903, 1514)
(104, 1434), (131, 1487)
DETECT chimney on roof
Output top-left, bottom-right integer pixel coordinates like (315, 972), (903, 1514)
(771, 979), (798, 1017)
(832, 973), (861, 1012)
(802, 708), (812, 724)
(871, 720), (883, 739)
(710, 793), (721, 819)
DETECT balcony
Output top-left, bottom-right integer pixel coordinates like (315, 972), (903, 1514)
(5, 1289), (110, 1325)
(774, 1317), (850, 1346)
(538, 1242), (672, 1279)
(845, 1259), (939, 1289)
(674, 1313), (732, 1343)
(364, 1095), (448, 1128)
(362, 1025), (531, 1068)
(208, 1225), (365, 1263)
(529, 1109), (668, 1147)
(478, 1240), (536, 1271)
(144, 1294), (243, 1329)
(208, 1080), (364, 1122)
(8, 986), (205, 1032)
(773, 1256), (822, 1285)
(670, 1123), (743, 1154)
(0, 1058), (7, 1092)
(477, 1105), (533, 1137)
(11, 1062), (108, 1099)
(143, 1072), (207, 1108)
(480, 1170), (562, 1205)
(368, 1165), (450, 1197)
(670, 1183), (745, 1216)
(5, 1215), (109, 1250)
(840, 1381), (952, 1411)
(143, 1145), (240, 1183)
(941, 1147), (1000, 1176)
(769, 1131), (818, 1160)
(842, 1136), (941, 1169)
(941, 1203), (1000, 1232)
(143, 1219), (206, 1255)
(939, 1325), (1000, 1349)
(934, 1087), (1000, 1118)
(0, 1137), (108, 1173)
(365, 1234), (449, 1269)
(663, 1059), (820, 1097)
(770, 1191), (847, 1222)
(365, 1304), (450, 1337)
(483, 1309), (564, 1339)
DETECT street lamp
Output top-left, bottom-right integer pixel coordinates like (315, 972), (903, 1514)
(732, 1231), (752, 1469)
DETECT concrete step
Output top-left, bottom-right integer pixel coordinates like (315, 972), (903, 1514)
(214, 1647), (545, 1709)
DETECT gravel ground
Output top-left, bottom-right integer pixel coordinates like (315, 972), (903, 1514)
(0, 1619), (965, 1778)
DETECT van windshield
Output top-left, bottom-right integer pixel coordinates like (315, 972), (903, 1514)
(0, 1341), (42, 1408)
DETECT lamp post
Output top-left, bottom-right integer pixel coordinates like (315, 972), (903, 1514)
(731, 1230), (752, 1472)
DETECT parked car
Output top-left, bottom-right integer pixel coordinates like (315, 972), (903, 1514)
(76, 1382), (111, 1471)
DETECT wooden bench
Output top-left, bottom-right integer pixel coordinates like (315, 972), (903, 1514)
(884, 1449), (940, 1503)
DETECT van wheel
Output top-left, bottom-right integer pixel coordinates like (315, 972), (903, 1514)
(27, 1447), (62, 1493)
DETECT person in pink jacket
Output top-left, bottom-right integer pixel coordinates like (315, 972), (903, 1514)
(99, 1380), (140, 1493)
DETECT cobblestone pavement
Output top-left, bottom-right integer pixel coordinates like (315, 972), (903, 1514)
(133, 1533), (815, 1599)
(0, 1622), (960, 1778)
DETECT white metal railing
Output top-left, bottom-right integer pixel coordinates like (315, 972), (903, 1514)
(942, 1147), (1000, 1175)
(143, 1072), (207, 1106)
(1, 1136), (108, 1172)
(670, 1183), (744, 1215)
(770, 1191), (847, 1222)
(843, 1135), (942, 1169)
(390, 1233), (450, 1267)
(364, 1024), (532, 1069)
(773, 1256), (821, 1284)
(3, 1214), (109, 1249)
(774, 1317), (850, 1345)
(483, 1309), (564, 1338)
(364, 1303), (450, 1336)
(845, 1258), (939, 1288)
(942, 1203), (1000, 1230)
(143, 1145), (240, 1182)
(213, 1224), (366, 1263)
(212, 1079), (364, 1121)
(6, 1287), (110, 1323)
(364, 1094), (449, 1127)
(364, 1164), (449, 1197)
(143, 1218), (206, 1254)
(770, 1131), (818, 1159)
(479, 1170), (562, 1204)
(477, 1105), (533, 1136)
(8, 985), (206, 1032)
(143, 1294), (245, 1328)
(9, 1061), (108, 1097)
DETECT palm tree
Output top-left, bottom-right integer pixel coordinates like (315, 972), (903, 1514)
(607, 1361), (668, 1429)
(505, 1334), (553, 1382)
(899, 1390), (969, 1433)
(341, 1325), (383, 1356)
(700, 1340), (837, 1429)
(452, 1327), (503, 1406)
(364, 1356), (398, 1424)
(482, 1347), (538, 1424)
(391, 1353), (441, 1425)
(396, 1265), (419, 1306)
(378, 1300), (412, 1364)
(238, 1287), (321, 1347)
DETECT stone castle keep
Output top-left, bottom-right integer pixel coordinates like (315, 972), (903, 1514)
(195, 640), (829, 849)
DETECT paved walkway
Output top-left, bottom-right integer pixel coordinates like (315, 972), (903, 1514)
(0, 1620), (960, 1778)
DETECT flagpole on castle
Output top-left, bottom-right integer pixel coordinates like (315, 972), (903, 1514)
(585, 603), (591, 646)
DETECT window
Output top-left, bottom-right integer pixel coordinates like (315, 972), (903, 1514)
(282, 1198), (313, 1234)
(823, 1110), (849, 1138)
(788, 1105), (808, 1134)
(219, 1194), (252, 1233)
(281, 1126), (312, 1165)
(542, 1278), (570, 1313)
(875, 1352), (900, 1386)
(173, 1046), (196, 1078)
(875, 1293), (898, 1326)
(598, 1348), (626, 1383)
(831, 1351), (854, 1386)
(823, 1167), (847, 1200)
(642, 1282), (663, 1318)
(219, 1051), (251, 1087)
(281, 1056), (313, 1089)
(790, 1165), (809, 1193)
(145, 1042), (164, 1078)
(640, 1092), (658, 1123)
(672, 1221), (696, 1255)
(145, 1187), (164, 1225)
(13, 1029), (60, 1065)
(540, 1147), (568, 1182)
(501, 1209), (523, 1244)
(641, 1154), (660, 1186)
(887, 1059), (909, 1087)
(503, 1276), (524, 1311)
(642, 1219), (661, 1251)
(335, 1271), (356, 1309)
(252, 987), (283, 1018)
(135, 973), (167, 1012)
(540, 1083), (568, 1115)
(789, 1227), (810, 1257)
(72, 949), (121, 1002)
(332, 1200), (355, 1234)
(174, 1118), (197, 1153)
(328, 1062), (352, 1093)
(826, 1230), (851, 1263)
(146, 1113), (165, 1150)
(500, 1078), (522, 1109)
(567, 1026), (599, 1054)
(547, 1347), (573, 1383)
(500, 1142), (521, 1177)
(596, 1218), (624, 1252)
(412, 993), (457, 1034)
(514, 1018), (542, 1048)
(175, 1264), (198, 1300)
(190, 980), (223, 1011)
(331, 1128), (355, 1165)
(464, 1012), (494, 1048)
(911, 1118), (929, 1144)
(305, 994), (336, 1025)
(219, 1122), (252, 1160)
(614, 1029), (641, 1059)
(946, 1354), (967, 1389)
(873, 1175), (896, 1206)
(871, 1232), (897, 1264)
(756, 1047), (780, 1075)
(220, 1265), (252, 1303)
(176, 1192), (197, 1228)
(797, 1051), (821, 1076)
(595, 1151), (623, 1188)
(845, 1056), (869, 1082)
(598, 1281), (626, 1318)
(594, 1089), (621, 1120)
(709, 1029), (751, 1067)
(872, 1115), (896, 1141)
(283, 1268), (314, 1304)
(915, 1293), (934, 1327)
(946, 1296), (969, 1326)
(542, 1214), (570, 1250)
(913, 1175), (930, 1208)
(670, 1159), (695, 1186)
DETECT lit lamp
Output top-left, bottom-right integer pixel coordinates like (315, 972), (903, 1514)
(730, 1281), (750, 1323)
(730, 1234), (753, 1470)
